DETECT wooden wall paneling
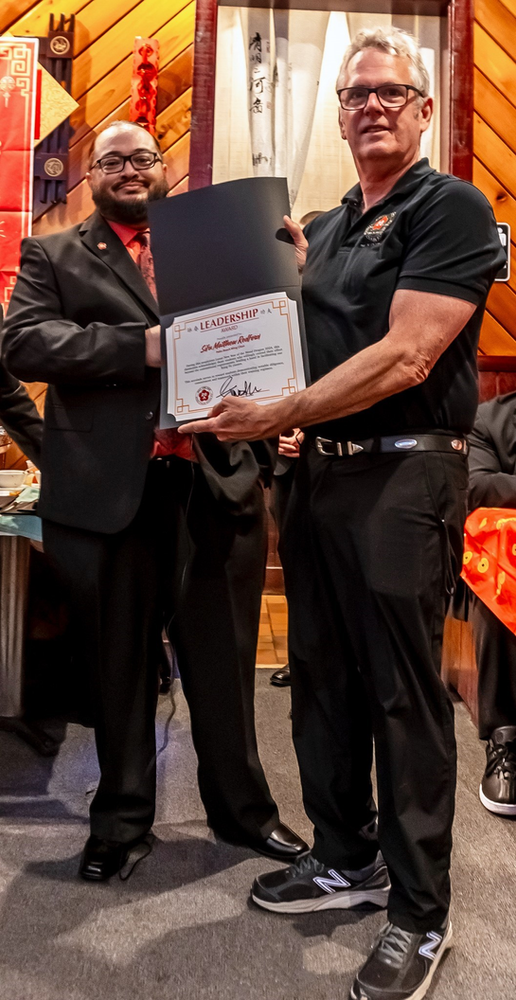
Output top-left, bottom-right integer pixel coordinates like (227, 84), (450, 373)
(68, 2), (195, 146)
(73, 1), (143, 57)
(4, 0), (90, 37)
(163, 131), (190, 187)
(473, 159), (516, 232)
(169, 175), (189, 196)
(156, 43), (193, 112)
(1, 1), (60, 33)
(474, 114), (516, 201)
(155, 86), (192, 150)
(71, 0), (191, 100)
(486, 279), (516, 340)
(479, 310), (516, 355)
(475, 0), (516, 61)
(474, 23), (515, 108)
(474, 0), (516, 355)
(474, 70), (516, 159)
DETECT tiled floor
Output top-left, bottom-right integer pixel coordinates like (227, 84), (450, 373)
(257, 595), (288, 666)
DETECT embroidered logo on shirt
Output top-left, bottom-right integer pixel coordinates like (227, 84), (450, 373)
(362, 212), (397, 244)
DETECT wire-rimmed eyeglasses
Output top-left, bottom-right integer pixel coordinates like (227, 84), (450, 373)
(91, 151), (163, 174)
(337, 84), (424, 111)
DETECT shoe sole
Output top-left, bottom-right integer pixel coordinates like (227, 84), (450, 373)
(349, 922), (453, 1000)
(479, 784), (516, 816)
(251, 885), (390, 913)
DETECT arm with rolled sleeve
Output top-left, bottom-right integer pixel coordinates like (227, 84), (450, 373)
(180, 179), (505, 440)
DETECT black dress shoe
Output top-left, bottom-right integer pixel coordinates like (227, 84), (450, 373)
(270, 665), (291, 687)
(79, 835), (132, 881)
(248, 822), (309, 861)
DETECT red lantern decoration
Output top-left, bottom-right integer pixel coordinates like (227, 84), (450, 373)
(129, 37), (159, 135)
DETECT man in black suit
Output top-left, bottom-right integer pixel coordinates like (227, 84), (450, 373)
(1, 121), (306, 879)
(467, 392), (516, 816)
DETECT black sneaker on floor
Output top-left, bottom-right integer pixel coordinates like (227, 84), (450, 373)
(350, 920), (452, 1000)
(479, 725), (516, 816)
(251, 850), (390, 913)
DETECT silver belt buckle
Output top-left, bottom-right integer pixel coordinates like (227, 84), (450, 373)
(315, 436), (340, 456)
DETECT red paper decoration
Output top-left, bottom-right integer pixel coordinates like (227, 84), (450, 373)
(130, 37), (159, 135)
(0, 38), (39, 314)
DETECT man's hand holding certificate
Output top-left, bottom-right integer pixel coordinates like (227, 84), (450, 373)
(148, 177), (309, 434)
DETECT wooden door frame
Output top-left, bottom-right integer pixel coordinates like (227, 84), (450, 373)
(189, 0), (474, 189)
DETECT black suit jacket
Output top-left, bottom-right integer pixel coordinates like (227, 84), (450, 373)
(1, 212), (275, 533)
(468, 391), (516, 511)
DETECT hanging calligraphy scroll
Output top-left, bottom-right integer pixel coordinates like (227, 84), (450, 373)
(130, 37), (159, 135)
(0, 37), (39, 314)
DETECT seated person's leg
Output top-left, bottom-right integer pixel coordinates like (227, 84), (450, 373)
(470, 591), (516, 815)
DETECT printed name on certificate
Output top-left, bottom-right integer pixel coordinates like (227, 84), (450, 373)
(165, 291), (306, 422)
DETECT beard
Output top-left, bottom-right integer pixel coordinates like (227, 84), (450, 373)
(91, 177), (169, 224)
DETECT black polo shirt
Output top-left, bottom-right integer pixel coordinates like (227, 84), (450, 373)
(302, 158), (504, 440)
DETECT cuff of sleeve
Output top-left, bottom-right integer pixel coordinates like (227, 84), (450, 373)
(396, 276), (484, 305)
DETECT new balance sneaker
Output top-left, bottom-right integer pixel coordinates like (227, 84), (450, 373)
(350, 920), (453, 1000)
(479, 725), (516, 816)
(251, 850), (390, 913)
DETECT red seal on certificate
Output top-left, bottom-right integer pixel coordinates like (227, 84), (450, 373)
(196, 386), (213, 405)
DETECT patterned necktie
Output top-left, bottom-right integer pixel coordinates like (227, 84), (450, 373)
(134, 230), (157, 301)
(134, 231), (196, 461)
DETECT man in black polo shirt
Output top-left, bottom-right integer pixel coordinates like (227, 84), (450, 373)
(180, 26), (504, 1000)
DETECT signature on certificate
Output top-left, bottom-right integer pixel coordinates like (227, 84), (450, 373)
(218, 376), (267, 398)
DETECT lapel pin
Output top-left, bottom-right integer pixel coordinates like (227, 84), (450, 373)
(97, 242), (107, 250)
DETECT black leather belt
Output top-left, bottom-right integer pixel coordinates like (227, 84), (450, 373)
(313, 432), (468, 457)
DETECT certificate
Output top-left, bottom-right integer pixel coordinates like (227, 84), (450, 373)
(165, 292), (305, 423)
(148, 177), (310, 429)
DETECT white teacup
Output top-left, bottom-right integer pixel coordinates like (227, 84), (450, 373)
(0, 470), (26, 489)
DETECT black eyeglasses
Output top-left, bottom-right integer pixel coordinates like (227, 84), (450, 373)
(337, 84), (424, 111)
(91, 151), (163, 174)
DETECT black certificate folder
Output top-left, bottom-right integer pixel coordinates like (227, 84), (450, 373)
(147, 176), (309, 428)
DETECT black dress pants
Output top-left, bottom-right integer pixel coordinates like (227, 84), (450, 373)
(469, 591), (516, 740)
(43, 458), (278, 844)
(281, 446), (468, 933)
(170, 462), (278, 842)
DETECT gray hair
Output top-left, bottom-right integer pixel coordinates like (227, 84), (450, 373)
(338, 26), (431, 98)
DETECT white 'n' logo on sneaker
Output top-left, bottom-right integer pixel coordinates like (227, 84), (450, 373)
(418, 931), (442, 960)
(313, 869), (352, 894)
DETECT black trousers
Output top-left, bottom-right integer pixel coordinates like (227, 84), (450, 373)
(43, 458), (278, 844)
(271, 461), (297, 534)
(468, 591), (516, 740)
(281, 447), (468, 933)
